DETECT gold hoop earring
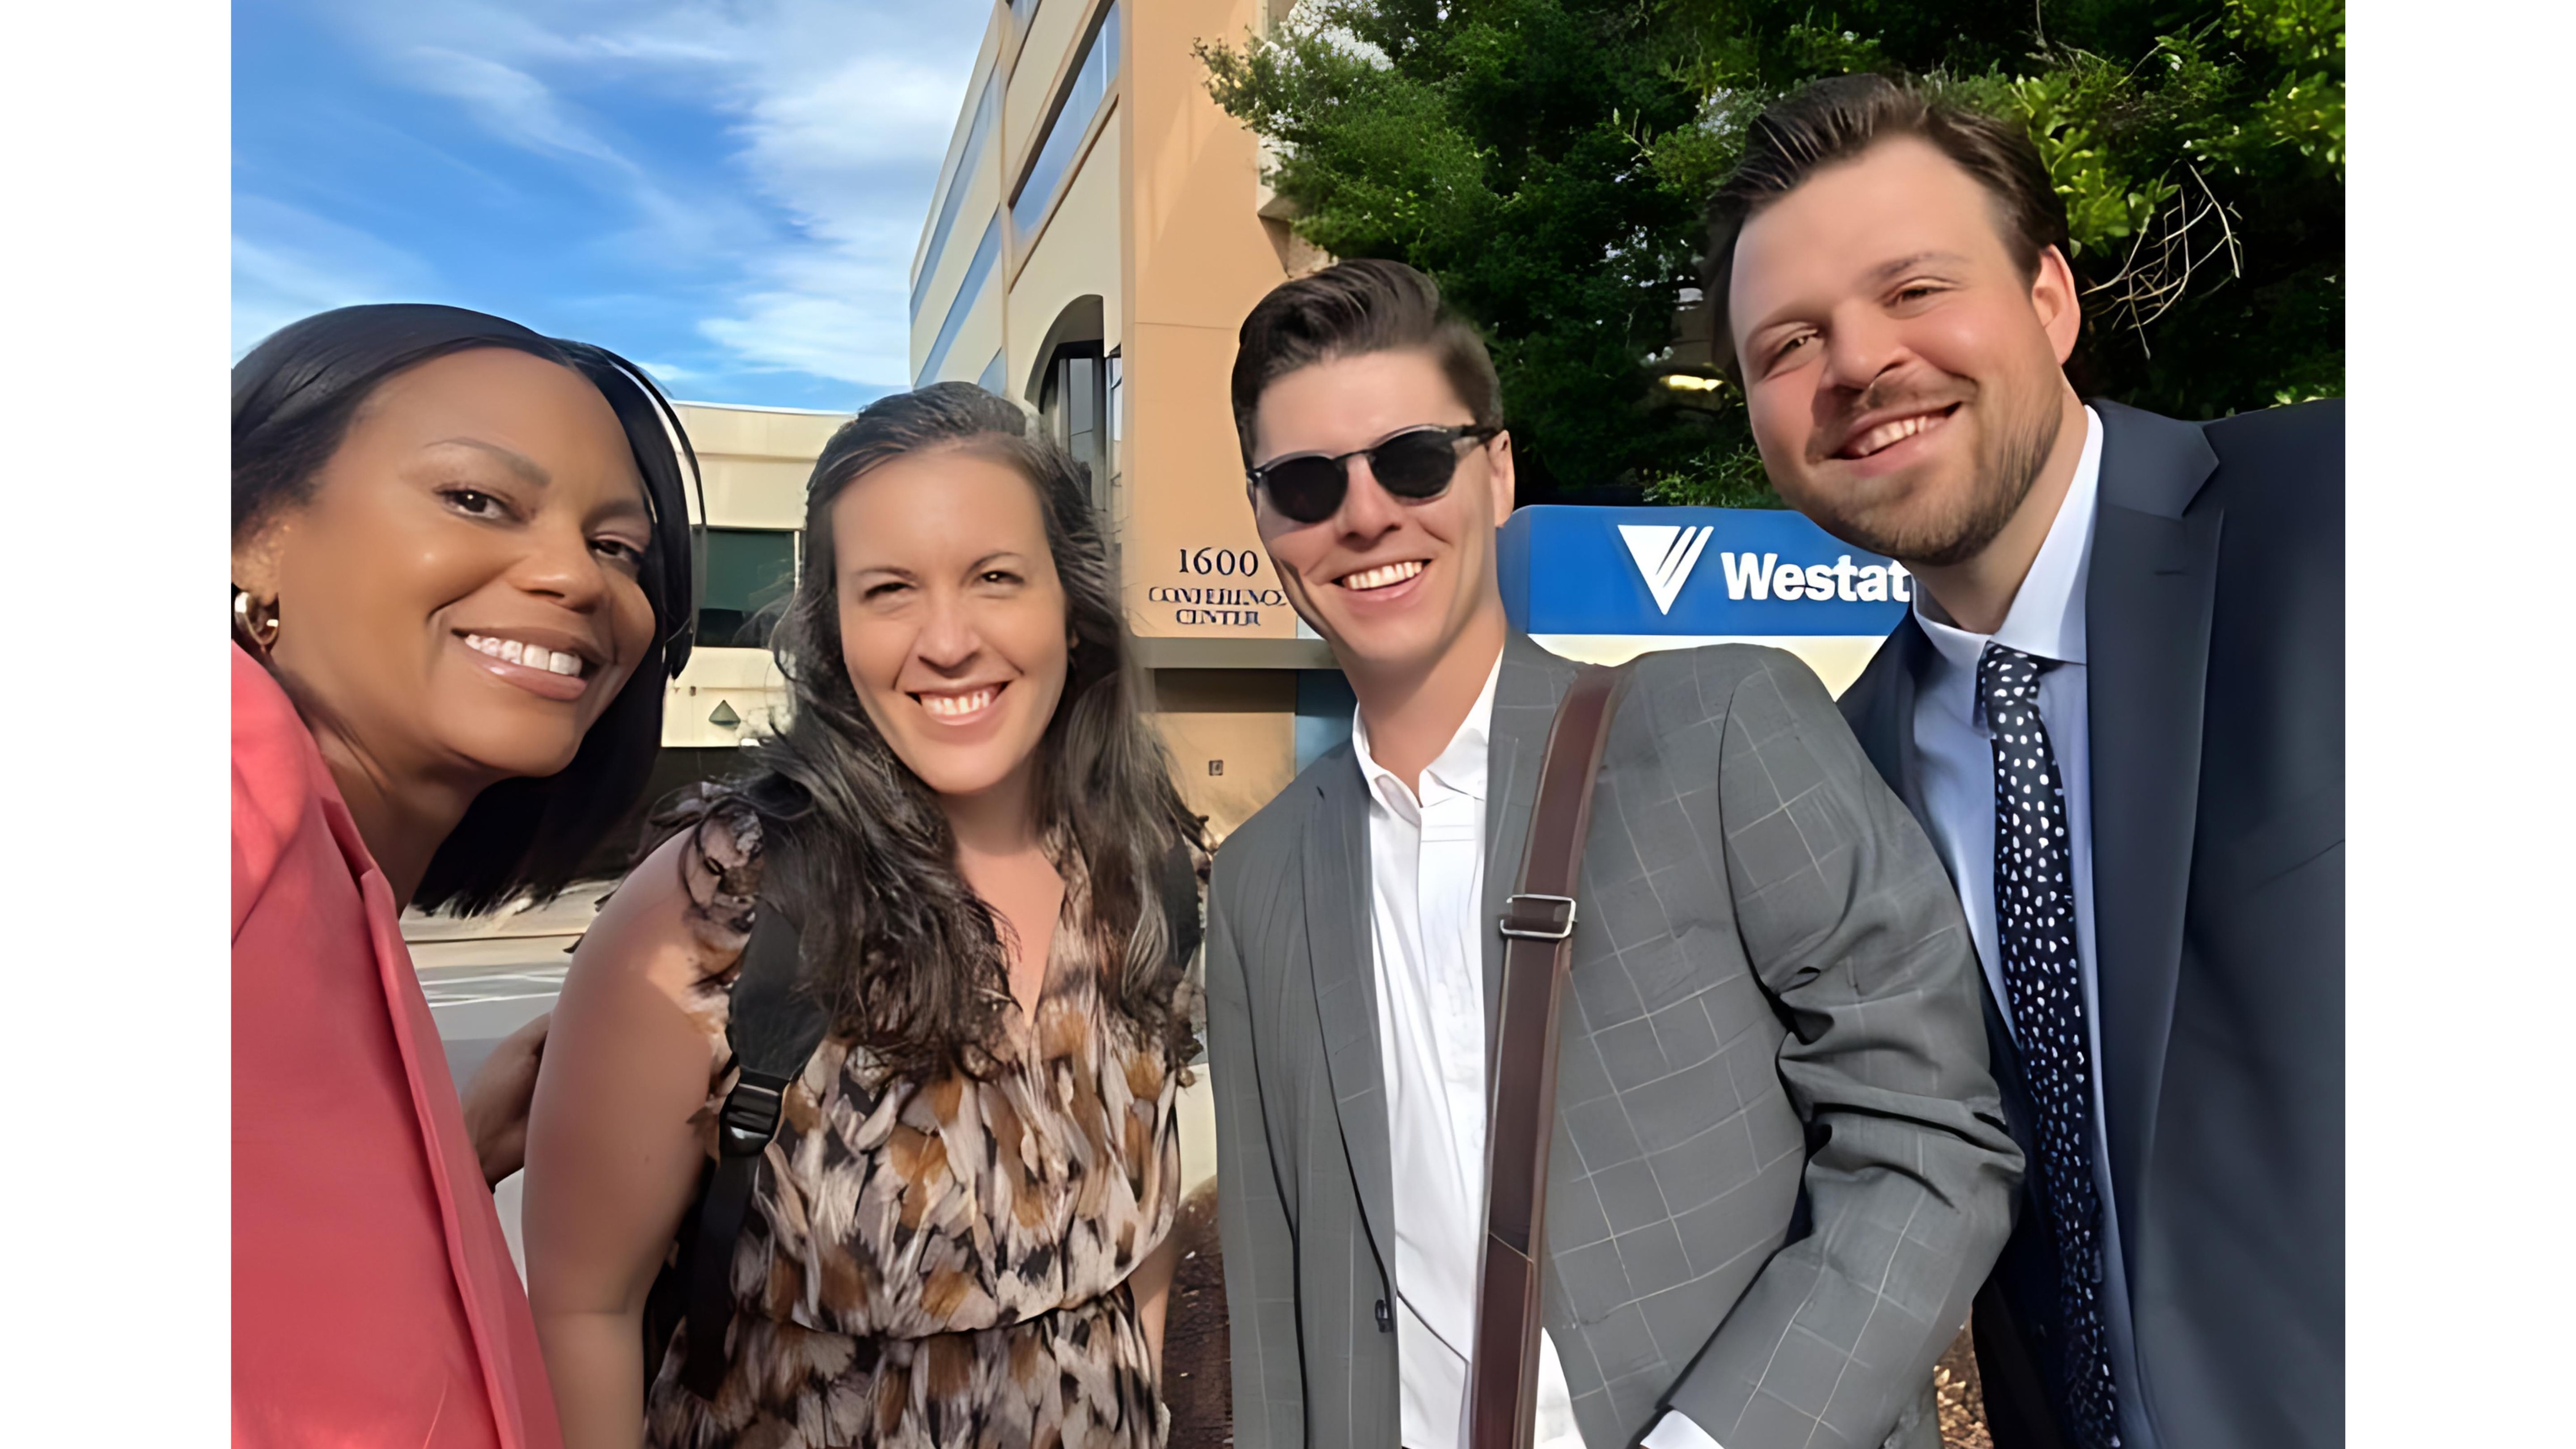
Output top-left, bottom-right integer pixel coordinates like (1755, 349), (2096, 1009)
(233, 591), (280, 651)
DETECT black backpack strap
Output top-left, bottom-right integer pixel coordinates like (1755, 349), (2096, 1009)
(677, 896), (830, 1400)
(1157, 841), (1202, 972)
(666, 842), (1189, 1401)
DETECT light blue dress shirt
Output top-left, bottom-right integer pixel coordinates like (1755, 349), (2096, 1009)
(1906, 407), (2157, 1449)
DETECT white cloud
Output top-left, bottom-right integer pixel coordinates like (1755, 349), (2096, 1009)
(231, 195), (438, 357)
(319, 0), (988, 390)
(628, 358), (700, 386)
(700, 246), (915, 388)
(403, 46), (639, 173)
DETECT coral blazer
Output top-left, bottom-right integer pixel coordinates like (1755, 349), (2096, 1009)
(232, 645), (561, 1449)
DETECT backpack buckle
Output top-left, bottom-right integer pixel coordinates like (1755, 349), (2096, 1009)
(1498, 893), (1578, 941)
(716, 1077), (786, 1157)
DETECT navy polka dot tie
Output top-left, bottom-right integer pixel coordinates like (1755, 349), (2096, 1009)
(1982, 642), (2120, 1449)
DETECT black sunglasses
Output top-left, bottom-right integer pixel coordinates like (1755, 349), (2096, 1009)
(1246, 424), (1500, 525)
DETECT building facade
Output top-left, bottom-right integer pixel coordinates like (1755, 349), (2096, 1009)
(908, 0), (1330, 842)
(904, 2), (1894, 846)
(610, 399), (844, 852)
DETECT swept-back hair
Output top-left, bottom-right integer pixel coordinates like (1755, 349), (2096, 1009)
(682, 381), (1202, 1083)
(1229, 258), (1504, 466)
(231, 302), (701, 914)
(1703, 73), (2072, 376)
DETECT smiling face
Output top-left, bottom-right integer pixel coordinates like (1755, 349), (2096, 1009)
(832, 445), (1070, 807)
(1728, 136), (2083, 567)
(1247, 348), (1514, 682)
(236, 346), (659, 788)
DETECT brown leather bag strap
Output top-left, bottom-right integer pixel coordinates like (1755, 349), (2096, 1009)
(1468, 659), (1636, 1449)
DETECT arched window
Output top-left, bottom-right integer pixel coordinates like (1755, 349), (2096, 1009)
(1027, 295), (1111, 517)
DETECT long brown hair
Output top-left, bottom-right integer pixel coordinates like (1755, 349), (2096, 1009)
(673, 381), (1200, 1083)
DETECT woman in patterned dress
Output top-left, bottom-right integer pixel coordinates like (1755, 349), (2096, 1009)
(527, 383), (1205, 1449)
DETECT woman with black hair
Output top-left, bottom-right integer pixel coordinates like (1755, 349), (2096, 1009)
(526, 383), (1204, 1449)
(232, 304), (697, 1449)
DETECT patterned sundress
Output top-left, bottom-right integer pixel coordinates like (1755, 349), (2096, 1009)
(643, 808), (1189, 1449)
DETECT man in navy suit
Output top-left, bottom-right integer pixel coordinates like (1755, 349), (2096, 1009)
(1703, 74), (2342, 1449)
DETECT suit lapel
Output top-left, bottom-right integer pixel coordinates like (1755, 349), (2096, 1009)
(1482, 635), (1577, 1054)
(1839, 615), (1933, 823)
(1303, 751), (1396, 1271)
(1844, 611), (2041, 1151)
(2085, 400), (2223, 1271)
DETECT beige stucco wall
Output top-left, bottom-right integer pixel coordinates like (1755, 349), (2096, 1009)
(1121, 0), (1295, 644)
(674, 402), (845, 532)
(1006, 105), (1125, 394)
(1003, 0), (1098, 178)
(661, 402), (843, 750)
(910, 136), (1006, 374)
(926, 279), (1008, 388)
(1151, 669), (1297, 843)
(912, 0), (1306, 813)
(907, 13), (1004, 363)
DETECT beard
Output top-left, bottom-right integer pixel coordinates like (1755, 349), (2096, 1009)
(1798, 375), (2063, 569)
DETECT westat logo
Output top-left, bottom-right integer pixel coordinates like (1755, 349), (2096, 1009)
(1616, 524), (1914, 614)
(1500, 506), (1910, 639)
(1709, 550), (1915, 604)
(1616, 525), (1714, 614)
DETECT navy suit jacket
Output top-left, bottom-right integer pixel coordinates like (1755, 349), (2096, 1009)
(1837, 399), (2344, 1449)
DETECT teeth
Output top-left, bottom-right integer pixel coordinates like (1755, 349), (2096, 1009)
(921, 687), (996, 718)
(463, 634), (586, 676)
(1851, 411), (1944, 458)
(1339, 560), (1425, 591)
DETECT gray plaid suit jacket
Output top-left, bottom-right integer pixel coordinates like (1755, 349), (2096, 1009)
(1206, 634), (2023, 1449)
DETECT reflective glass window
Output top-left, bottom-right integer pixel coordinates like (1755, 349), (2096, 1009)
(912, 73), (1000, 322)
(1009, 2), (1120, 240)
(916, 216), (1001, 386)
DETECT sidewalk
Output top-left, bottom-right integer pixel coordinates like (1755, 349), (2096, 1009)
(400, 879), (617, 950)
(404, 883), (617, 1279)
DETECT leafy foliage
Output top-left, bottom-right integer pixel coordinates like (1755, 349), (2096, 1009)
(1200, 0), (2343, 506)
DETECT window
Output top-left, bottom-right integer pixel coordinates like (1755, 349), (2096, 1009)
(1041, 343), (1108, 515)
(975, 347), (1008, 396)
(911, 73), (1000, 322)
(916, 216), (1001, 386)
(1106, 349), (1123, 450)
(1009, 1), (1121, 241)
(700, 528), (797, 649)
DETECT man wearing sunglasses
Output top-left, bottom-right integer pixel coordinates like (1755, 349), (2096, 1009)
(1203, 258), (2019, 1449)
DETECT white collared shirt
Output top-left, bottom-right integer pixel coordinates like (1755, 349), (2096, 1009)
(1907, 407), (2156, 1449)
(1353, 653), (1723, 1449)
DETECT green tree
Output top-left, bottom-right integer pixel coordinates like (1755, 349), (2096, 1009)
(1201, 0), (2343, 507)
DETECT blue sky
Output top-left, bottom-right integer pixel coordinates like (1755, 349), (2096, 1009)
(233, 0), (989, 410)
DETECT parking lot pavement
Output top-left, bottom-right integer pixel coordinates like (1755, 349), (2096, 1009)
(409, 882), (610, 1081)
(421, 954), (569, 1088)
(408, 884), (612, 1276)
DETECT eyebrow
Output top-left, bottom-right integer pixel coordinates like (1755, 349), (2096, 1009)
(428, 436), (652, 525)
(1745, 250), (1978, 345)
(427, 436), (551, 486)
(845, 551), (1030, 579)
(1865, 250), (1973, 284)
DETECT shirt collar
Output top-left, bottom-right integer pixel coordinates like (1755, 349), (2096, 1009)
(1350, 648), (1503, 810)
(1914, 402), (2101, 680)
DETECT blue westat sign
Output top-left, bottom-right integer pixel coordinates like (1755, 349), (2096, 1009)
(1498, 505), (1913, 637)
